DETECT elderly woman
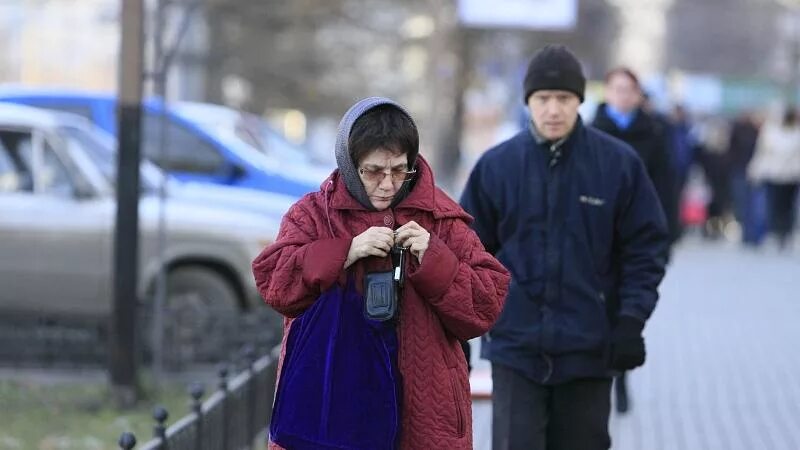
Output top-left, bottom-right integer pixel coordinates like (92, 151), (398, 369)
(252, 97), (509, 450)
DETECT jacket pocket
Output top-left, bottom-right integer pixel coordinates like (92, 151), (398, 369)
(499, 226), (545, 285)
(571, 202), (612, 275)
(449, 367), (466, 438)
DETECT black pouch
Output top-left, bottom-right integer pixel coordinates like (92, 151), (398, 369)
(364, 271), (397, 321)
(364, 245), (406, 321)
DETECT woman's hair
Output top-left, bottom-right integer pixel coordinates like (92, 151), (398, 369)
(348, 104), (419, 166)
(605, 67), (641, 91)
(781, 106), (797, 127)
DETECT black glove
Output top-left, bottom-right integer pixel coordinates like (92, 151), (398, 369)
(609, 316), (646, 371)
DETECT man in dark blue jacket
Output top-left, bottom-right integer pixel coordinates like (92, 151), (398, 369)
(460, 44), (669, 450)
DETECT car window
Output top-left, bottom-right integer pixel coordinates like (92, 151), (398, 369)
(143, 113), (225, 174)
(0, 130), (34, 192)
(234, 113), (310, 164)
(56, 125), (161, 192)
(39, 140), (73, 196)
(0, 140), (22, 192)
(35, 104), (94, 122)
(0, 130), (73, 196)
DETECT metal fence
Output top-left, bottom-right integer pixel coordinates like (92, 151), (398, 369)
(0, 312), (108, 367)
(117, 345), (280, 450)
(0, 308), (281, 370)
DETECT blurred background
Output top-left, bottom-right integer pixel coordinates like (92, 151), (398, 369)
(2, 0), (800, 188)
(0, 0), (799, 449)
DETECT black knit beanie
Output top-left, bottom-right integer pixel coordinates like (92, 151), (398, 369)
(523, 44), (586, 103)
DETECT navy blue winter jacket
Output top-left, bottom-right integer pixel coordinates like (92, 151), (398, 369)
(460, 118), (669, 384)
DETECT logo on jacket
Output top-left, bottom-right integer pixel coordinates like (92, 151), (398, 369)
(579, 195), (605, 206)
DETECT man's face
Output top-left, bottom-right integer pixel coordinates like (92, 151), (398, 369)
(527, 90), (581, 141)
(605, 72), (641, 113)
(357, 148), (411, 211)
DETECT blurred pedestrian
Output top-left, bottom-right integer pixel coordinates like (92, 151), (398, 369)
(460, 44), (669, 450)
(727, 110), (765, 245)
(694, 114), (733, 239)
(253, 97), (509, 449)
(747, 106), (800, 250)
(593, 68), (677, 250)
(669, 104), (698, 199)
(669, 104), (699, 239)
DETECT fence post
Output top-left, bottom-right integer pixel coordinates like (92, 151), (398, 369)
(217, 364), (229, 450)
(119, 432), (137, 449)
(153, 406), (169, 450)
(190, 382), (204, 450)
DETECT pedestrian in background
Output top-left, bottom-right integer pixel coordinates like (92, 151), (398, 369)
(253, 97), (509, 449)
(593, 68), (677, 249)
(727, 110), (765, 246)
(592, 68), (676, 414)
(670, 105), (697, 197)
(694, 114), (733, 239)
(748, 106), (800, 250)
(460, 44), (669, 450)
(669, 104), (699, 240)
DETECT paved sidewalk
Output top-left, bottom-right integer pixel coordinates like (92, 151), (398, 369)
(471, 238), (800, 450)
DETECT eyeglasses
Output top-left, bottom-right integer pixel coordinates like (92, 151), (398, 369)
(358, 167), (417, 183)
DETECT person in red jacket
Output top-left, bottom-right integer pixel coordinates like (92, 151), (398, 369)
(252, 97), (509, 450)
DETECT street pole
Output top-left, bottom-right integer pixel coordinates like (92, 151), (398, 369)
(149, 0), (202, 385)
(111, 0), (144, 408)
(151, 0), (168, 390)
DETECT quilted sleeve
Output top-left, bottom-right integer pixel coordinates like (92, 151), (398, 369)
(406, 219), (509, 340)
(252, 201), (351, 318)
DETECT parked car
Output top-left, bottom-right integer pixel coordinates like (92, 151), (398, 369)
(170, 100), (334, 168)
(0, 88), (330, 198)
(68, 120), (298, 220)
(0, 103), (285, 366)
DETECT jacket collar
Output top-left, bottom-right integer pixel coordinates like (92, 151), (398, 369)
(528, 116), (583, 165)
(529, 116), (582, 147)
(326, 155), (437, 213)
(594, 103), (651, 136)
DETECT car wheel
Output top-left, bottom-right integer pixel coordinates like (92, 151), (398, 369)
(147, 266), (240, 370)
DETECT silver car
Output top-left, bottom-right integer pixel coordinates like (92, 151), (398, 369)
(0, 103), (286, 365)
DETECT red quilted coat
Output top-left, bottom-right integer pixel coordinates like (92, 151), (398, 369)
(252, 156), (509, 449)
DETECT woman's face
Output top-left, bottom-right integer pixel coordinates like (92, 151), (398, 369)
(357, 148), (410, 211)
(605, 72), (641, 113)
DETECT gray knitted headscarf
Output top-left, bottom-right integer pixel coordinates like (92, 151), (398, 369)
(335, 97), (418, 211)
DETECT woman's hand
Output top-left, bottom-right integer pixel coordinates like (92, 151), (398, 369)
(395, 221), (430, 263)
(344, 227), (395, 269)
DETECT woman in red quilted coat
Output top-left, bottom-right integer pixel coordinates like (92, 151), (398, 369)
(252, 97), (509, 450)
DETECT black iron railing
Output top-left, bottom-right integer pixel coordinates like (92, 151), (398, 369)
(117, 344), (280, 450)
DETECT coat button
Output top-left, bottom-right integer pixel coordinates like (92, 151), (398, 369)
(383, 215), (394, 227)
